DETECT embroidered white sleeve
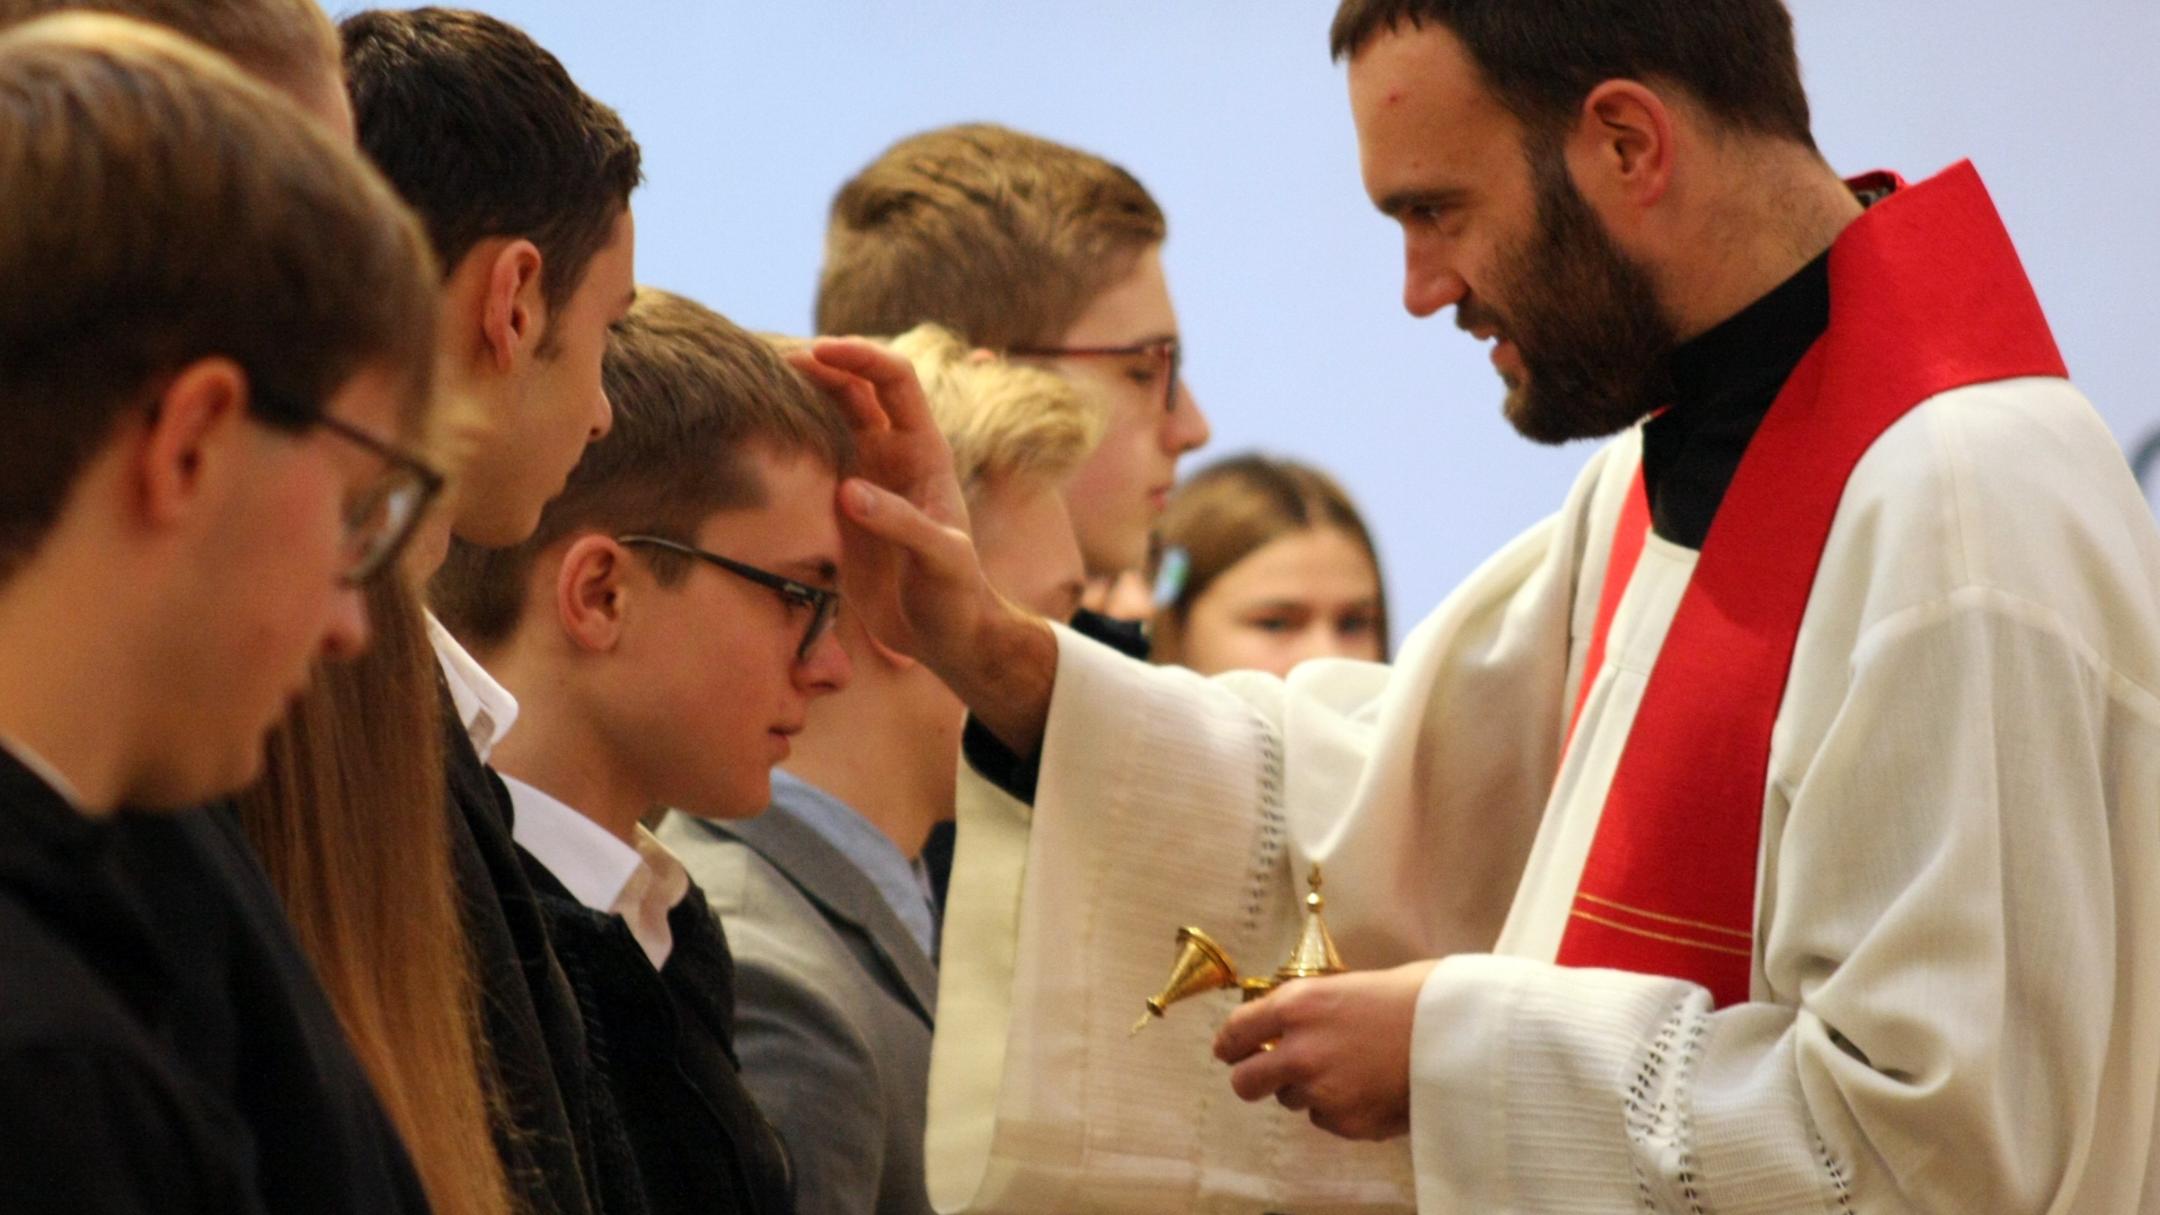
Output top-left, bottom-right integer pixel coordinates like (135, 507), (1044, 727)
(1409, 595), (2160, 1214)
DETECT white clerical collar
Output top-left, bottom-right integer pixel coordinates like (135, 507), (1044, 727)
(424, 611), (519, 763)
(0, 734), (86, 809)
(501, 772), (690, 969)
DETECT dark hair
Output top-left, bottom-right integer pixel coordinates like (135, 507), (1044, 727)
(341, 6), (641, 314)
(1149, 454), (1390, 663)
(0, 15), (438, 582)
(816, 123), (1167, 350)
(431, 288), (853, 648)
(1329, 0), (1814, 151)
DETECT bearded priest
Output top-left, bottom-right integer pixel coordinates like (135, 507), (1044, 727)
(799, 2), (2160, 1211)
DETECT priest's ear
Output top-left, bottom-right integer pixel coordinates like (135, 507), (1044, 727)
(1563, 79), (1676, 225)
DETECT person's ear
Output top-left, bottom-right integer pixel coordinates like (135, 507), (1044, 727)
(1567, 79), (1676, 215)
(136, 356), (251, 531)
(480, 238), (547, 374)
(556, 533), (630, 653)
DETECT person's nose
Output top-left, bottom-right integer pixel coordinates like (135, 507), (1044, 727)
(795, 618), (853, 695)
(1402, 234), (1467, 319)
(590, 383), (614, 441)
(1163, 379), (1210, 456)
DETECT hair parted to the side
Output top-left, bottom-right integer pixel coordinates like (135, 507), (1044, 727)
(816, 123), (1167, 351)
(1328, 0), (1814, 151)
(0, 13), (438, 584)
(340, 6), (641, 313)
(0, 0), (337, 96)
(1148, 454), (1391, 664)
(430, 287), (852, 650)
(887, 324), (1107, 500)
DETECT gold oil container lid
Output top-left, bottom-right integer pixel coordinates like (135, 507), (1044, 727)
(1133, 865), (1346, 1034)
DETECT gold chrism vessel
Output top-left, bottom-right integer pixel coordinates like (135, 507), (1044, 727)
(1132, 864), (1345, 1034)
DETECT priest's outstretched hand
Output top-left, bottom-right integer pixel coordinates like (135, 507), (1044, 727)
(1214, 960), (1438, 1141)
(791, 337), (1058, 755)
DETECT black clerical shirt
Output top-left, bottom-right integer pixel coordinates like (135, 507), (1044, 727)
(1642, 249), (1832, 549)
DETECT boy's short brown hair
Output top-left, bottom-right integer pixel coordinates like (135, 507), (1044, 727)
(0, 0), (338, 97)
(430, 288), (851, 648)
(815, 123), (1166, 351)
(0, 14), (438, 582)
(340, 6), (641, 314)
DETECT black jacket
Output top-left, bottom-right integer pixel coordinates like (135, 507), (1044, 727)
(110, 806), (431, 1215)
(0, 750), (261, 1213)
(523, 852), (795, 1215)
(442, 693), (623, 1215)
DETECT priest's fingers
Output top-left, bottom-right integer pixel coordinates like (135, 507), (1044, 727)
(837, 477), (1004, 676)
(1214, 986), (1293, 1064)
(804, 337), (941, 436)
(1226, 1035), (1306, 1103)
(788, 351), (888, 436)
(839, 478), (967, 568)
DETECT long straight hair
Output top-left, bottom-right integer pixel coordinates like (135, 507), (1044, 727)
(236, 573), (510, 1215)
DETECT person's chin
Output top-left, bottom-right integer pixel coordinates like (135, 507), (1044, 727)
(724, 771), (774, 819)
(138, 741), (265, 811)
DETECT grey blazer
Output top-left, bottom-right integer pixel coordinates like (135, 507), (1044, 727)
(659, 793), (937, 1215)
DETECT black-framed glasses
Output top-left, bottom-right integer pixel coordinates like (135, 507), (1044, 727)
(616, 534), (840, 663)
(206, 376), (444, 585)
(301, 411), (445, 586)
(1009, 336), (1184, 415)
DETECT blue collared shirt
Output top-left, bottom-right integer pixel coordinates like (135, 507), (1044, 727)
(768, 770), (939, 962)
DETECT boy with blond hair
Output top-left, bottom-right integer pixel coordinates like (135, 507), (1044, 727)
(818, 123), (1208, 595)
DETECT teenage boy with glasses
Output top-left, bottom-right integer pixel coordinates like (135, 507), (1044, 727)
(818, 122), (1212, 604)
(0, 16), (442, 1209)
(818, 122), (1216, 904)
(431, 288), (854, 1215)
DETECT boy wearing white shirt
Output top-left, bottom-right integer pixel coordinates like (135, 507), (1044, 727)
(432, 288), (854, 1215)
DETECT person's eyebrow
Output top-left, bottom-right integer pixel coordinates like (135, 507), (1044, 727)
(780, 557), (840, 587)
(1374, 186), (1470, 220)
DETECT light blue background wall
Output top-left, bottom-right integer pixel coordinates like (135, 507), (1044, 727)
(432, 1), (2160, 636)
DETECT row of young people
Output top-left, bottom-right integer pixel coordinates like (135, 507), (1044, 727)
(0, 1), (1406, 1212)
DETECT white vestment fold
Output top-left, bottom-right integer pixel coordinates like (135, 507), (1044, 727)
(927, 377), (2160, 1213)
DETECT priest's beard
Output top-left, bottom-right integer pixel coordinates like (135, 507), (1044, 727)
(1471, 151), (1679, 445)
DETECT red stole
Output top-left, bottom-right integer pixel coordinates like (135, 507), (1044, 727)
(1551, 162), (2067, 1007)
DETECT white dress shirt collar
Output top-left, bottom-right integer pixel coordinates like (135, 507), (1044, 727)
(425, 611), (519, 763)
(501, 772), (690, 969)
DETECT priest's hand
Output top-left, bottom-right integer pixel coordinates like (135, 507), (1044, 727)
(791, 338), (1056, 755)
(1214, 960), (1437, 1141)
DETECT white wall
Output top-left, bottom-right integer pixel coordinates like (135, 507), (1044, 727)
(441, 1), (2160, 637)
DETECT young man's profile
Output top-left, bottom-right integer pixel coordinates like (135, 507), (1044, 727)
(0, 16), (441, 1208)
